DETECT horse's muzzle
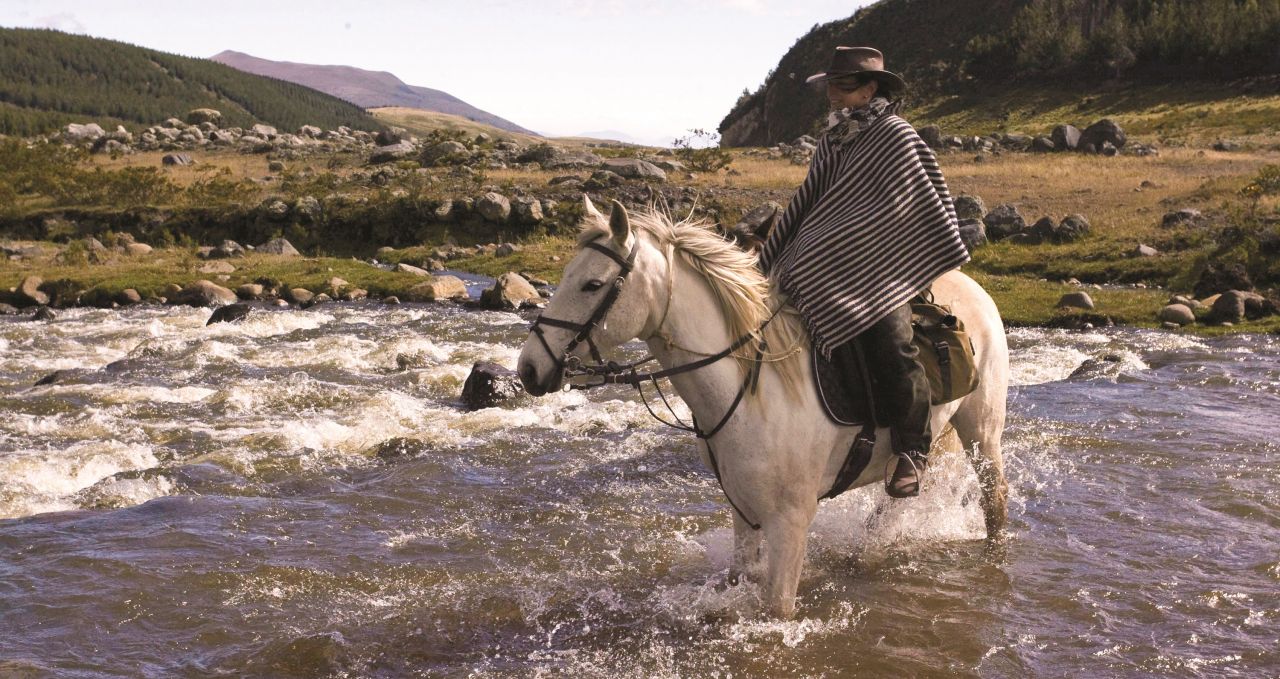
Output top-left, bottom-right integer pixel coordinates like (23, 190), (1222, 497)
(518, 361), (560, 397)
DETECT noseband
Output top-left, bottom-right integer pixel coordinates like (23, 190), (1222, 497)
(527, 239), (638, 376)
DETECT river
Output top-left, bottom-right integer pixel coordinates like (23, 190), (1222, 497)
(0, 300), (1276, 677)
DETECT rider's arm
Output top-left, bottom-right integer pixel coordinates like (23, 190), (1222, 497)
(758, 135), (835, 275)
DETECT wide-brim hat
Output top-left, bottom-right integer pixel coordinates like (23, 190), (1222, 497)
(805, 46), (906, 96)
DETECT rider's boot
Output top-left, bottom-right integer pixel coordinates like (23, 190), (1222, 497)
(856, 303), (933, 498)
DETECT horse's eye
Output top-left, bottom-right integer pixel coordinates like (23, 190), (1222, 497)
(580, 279), (605, 292)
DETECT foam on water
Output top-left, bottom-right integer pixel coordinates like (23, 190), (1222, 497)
(0, 440), (162, 518)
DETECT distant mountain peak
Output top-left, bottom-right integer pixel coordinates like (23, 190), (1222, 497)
(210, 51), (536, 136)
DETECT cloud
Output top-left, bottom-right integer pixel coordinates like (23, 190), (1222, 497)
(34, 12), (87, 34)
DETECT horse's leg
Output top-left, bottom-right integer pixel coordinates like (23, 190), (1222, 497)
(951, 398), (1008, 541)
(763, 505), (815, 618)
(729, 513), (764, 586)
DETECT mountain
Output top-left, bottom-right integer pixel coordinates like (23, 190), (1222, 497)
(0, 28), (380, 137)
(211, 50), (537, 136)
(719, 0), (1280, 146)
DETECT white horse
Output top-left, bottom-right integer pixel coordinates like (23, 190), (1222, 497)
(517, 197), (1009, 618)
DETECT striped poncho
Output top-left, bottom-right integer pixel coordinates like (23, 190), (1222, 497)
(758, 112), (971, 359)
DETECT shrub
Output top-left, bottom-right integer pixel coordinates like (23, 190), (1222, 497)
(672, 129), (733, 173)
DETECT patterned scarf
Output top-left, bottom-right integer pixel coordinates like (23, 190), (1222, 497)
(823, 96), (901, 148)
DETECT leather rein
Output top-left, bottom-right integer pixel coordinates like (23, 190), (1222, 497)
(526, 238), (778, 530)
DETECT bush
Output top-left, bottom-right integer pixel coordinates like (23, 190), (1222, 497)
(672, 129), (733, 173)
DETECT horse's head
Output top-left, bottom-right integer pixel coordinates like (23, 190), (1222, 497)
(517, 197), (660, 396)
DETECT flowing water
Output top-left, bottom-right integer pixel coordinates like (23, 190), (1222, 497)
(0, 300), (1277, 678)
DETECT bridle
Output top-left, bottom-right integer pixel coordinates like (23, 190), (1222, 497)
(524, 235), (779, 530)
(526, 239), (638, 379)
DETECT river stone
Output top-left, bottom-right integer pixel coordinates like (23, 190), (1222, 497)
(207, 303), (252, 325)
(396, 262), (430, 277)
(383, 296), (401, 305)
(258, 238), (301, 257)
(236, 283), (264, 299)
(341, 288), (368, 301)
(1056, 291), (1095, 310)
(173, 280), (237, 307)
(1207, 290), (1248, 324)
(983, 204), (1027, 241)
(602, 158), (667, 181)
(116, 289), (142, 306)
(477, 192), (512, 223)
(1052, 124), (1082, 151)
(32, 306), (58, 321)
(1158, 304), (1195, 326)
(282, 288), (312, 305)
(461, 362), (524, 410)
(17, 276), (49, 307)
(406, 275), (469, 302)
(162, 153), (195, 166)
(480, 272), (540, 310)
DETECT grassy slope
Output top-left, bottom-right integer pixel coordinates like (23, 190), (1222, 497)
(371, 108), (543, 145)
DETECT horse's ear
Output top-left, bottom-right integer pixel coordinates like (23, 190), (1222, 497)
(608, 200), (631, 248)
(582, 194), (603, 221)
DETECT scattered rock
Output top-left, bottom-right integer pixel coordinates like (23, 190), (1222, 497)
(461, 361), (524, 410)
(958, 220), (988, 253)
(0, 303), (18, 315)
(583, 170), (623, 190)
(17, 276), (50, 307)
(396, 262), (431, 277)
(1055, 214), (1091, 243)
(250, 124), (278, 139)
(477, 192), (512, 223)
(480, 272), (540, 310)
(982, 204), (1027, 241)
(63, 122), (106, 142)
(1081, 118), (1127, 151)
(1030, 136), (1055, 153)
(1158, 304), (1195, 326)
(185, 109), (222, 125)
(268, 160), (286, 172)
(125, 243), (153, 256)
(495, 243), (523, 257)
(1161, 209), (1203, 228)
(917, 125), (943, 149)
(601, 158), (667, 181)
(161, 153), (195, 166)
(375, 127), (406, 146)
(207, 303), (252, 325)
(294, 196), (322, 222)
(258, 238), (301, 257)
(286, 288), (315, 305)
(116, 289), (142, 306)
(1212, 140), (1241, 152)
(512, 197), (544, 224)
(406, 276), (470, 302)
(1056, 291), (1095, 310)
(1207, 290), (1248, 324)
(369, 140), (416, 163)
(172, 280), (237, 307)
(206, 239), (245, 259)
(383, 296), (401, 305)
(422, 140), (468, 165)
(1133, 244), (1159, 257)
(199, 261), (236, 274)
(237, 283), (265, 300)
(953, 194), (986, 221)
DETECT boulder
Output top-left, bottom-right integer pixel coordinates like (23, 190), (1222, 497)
(728, 202), (782, 248)
(1056, 291), (1095, 310)
(268, 160), (286, 173)
(1207, 290), (1249, 324)
(983, 204), (1027, 241)
(172, 280), (237, 307)
(958, 220), (988, 253)
(17, 276), (49, 307)
(236, 283), (265, 299)
(162, 153), (195, 166)
(406, 275), (470, 302)
(461, 361), (524, 410)
(1029, 216), (1056, 243)
(583, 170), (623, 190)
(250, 124), (278, 139)
(32, 306), (58, 322)
(258, 238), (301, 257)
(298, 125), (322, 138)
(294, 195), (322, 222)
(1051, 124), (1082, 151)
(1054, 214), (1091, 243)
(480, 272), (540, 309)
(396, 262), (431, 277)
(369, 140), (416, 164)
(1194, 261), (1253, 298)
(1158, 304), (1195, 326)
(199, 261), (236, 274)
(421, 140), (468, 165)
(207, 303), (252, 325)
(116, 289), (142, 306)
(383, 296), (401, 305)
(286, 288), (315, 305)
(1030, 136), (1055, 153)
(204, 239), (245, 259)
(602, 158), (667, 181)
(477, 192), (512, 223)
(186, 109), (222, 125)
(375, 127), (406, 146)
(512, 197), (544, 223)
(63, 123), (106, 142)
(341, 288), (368, 302)
(953, 194), (986, 221)
(917, 125), (943, 149)
(125, 243), (153, 256)
(1081, 119), (1127, 151)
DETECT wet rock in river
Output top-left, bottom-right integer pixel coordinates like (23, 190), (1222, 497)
(405, 275), (469, 302)
(207, 303), (252, 325)
(32, 306), (58, 322)
(173, 280), (238, 307)
(480, 272), (540, 310)
(461, 361), (524, 410)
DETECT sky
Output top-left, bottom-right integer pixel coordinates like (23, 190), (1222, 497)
(0, 0), (874, 145)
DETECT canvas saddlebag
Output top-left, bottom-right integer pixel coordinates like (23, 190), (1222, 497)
(911, 295), (980, 405)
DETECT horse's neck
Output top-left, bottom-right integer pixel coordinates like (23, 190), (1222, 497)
(645, 256), (745, 418)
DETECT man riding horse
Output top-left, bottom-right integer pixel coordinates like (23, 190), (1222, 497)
(758, 47), (972, 498)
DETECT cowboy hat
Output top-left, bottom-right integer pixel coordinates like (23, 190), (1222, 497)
(805, 46), (906, 96)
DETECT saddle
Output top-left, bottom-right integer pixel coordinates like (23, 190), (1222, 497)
(812, 296), (980, 499)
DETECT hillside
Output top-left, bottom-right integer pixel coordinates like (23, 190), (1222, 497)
(211, 50), (538, 136)
(719, 0), (1280, 146)
(370, 107), (542, 145)
(0, 28), (381, 137)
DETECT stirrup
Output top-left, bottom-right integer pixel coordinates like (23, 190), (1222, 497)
(884, 450), (927, 499)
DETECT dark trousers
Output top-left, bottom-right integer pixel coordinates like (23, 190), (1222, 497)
(849, 303), (932, 454)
